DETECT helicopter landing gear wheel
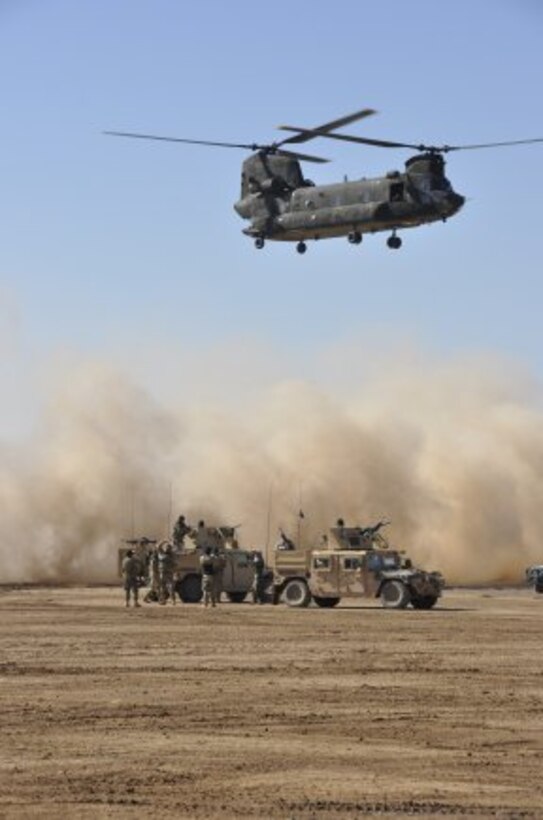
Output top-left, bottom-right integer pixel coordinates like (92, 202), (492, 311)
(387, 232), (402, 250)
(296, 241), (307, 255)
(254, 236), (265, 250)
(348, 231), (362, 245)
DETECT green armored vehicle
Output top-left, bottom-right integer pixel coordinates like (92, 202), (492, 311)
(525, 565), (543, 594)
(172, 525), (255, 603)
(273, 522), (444, 610)
(118, 526), (256, 604)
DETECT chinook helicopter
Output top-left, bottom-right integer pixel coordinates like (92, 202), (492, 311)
(105, 108), (543, 254)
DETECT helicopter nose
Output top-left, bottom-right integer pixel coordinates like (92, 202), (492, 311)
(451, 192), (465, 211)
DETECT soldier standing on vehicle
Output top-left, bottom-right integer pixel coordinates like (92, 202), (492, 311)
(211, 548), (225, 605)
(193, 520), (208, 549)
(200, 547), (215, 608)
(275, 529), (295, 551)
(251, 550), (266, 604)
(172, 515), (191, 550)
(122, 549), (141, 608)
(158, 542), (176, 605)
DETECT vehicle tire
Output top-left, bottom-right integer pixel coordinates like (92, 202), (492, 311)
(313, 596), (340, 608)
(226, 591), (247, 603)
(411, 595), (438, 610)
(283, 578), (311, 608)
(177, 574), (203, 604)
(380, 579), (410, 609)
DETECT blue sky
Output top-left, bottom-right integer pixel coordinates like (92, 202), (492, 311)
(1, 0), (542, 437)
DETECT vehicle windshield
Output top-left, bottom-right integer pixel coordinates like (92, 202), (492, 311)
(366, 552), (401, 571)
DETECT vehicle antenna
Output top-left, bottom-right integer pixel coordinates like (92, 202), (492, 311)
(166, 482), (173, 539)
(265, 483), (273, 566)
(297, 482), (304, 549)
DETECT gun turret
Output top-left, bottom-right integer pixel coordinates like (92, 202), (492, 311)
(360, 520), (390, 538)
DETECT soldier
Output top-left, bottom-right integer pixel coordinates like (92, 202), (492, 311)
(193, 520), (208, 549)
(172, 514), (191, 550)
(251, 550), (266, 604)
(121, 549), (141, 608)
(158, 541), (176, 605)
(275, 529), (295, 551)
(200, 546), (215, 608)
(144, 543), (160, 603)
(211, 548), (226, 605)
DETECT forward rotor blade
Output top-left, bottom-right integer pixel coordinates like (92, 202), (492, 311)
(104, 130), (330, 162)
(278, 107), (377, 145)
(103, 131), (258, 150)
(276, 148), (329, 163)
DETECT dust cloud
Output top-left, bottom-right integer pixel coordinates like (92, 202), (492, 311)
(1, 351), (543, 585)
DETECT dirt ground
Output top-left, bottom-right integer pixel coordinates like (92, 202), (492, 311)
(0, 587), (542, 819)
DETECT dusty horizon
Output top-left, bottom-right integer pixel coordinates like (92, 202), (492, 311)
(1, 345), (543, 585)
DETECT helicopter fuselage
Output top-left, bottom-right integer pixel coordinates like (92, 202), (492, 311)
(234, 152), (464, 248)
(105, 107), (543, 253)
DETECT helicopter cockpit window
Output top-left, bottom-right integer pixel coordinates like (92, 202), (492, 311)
(431, 175), (452, 192)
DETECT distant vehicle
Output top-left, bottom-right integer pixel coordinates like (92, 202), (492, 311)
(273, 523), (444, 610)
(525, 565), (543, 594)
(105, 107), (543, 253)
(118, 527), (257, 603)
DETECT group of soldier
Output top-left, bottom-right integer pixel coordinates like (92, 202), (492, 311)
(121, 514), (269, 609)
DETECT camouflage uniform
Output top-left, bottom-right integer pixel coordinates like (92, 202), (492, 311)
(122, 551), (141, 608)
(145, 546), (160, 603)
(211, 550), (225, 605)
(200, 549), (215, 608)
(158, 542), (175, 604)
(251, 551), (266, 604)
(172, 515), (191, 550)
(193, 521), (208, 549)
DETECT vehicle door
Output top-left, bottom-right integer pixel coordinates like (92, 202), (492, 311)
(309, 553), (339, 597)
(338, 554), (365, 597)
(361, 552), (385, 597)
(224, 550), (253, 592)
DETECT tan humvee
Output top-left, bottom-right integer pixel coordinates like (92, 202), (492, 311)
(273, 524), (444, 610)
(118, 526), (256, 603)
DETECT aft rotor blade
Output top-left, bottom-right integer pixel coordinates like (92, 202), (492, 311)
(443, 137), (543, 152)
(278, 107), (377, 145)
(103, 131), (259, 150)
(279, 128), (543, 154)
(279, 127), (424, 151)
